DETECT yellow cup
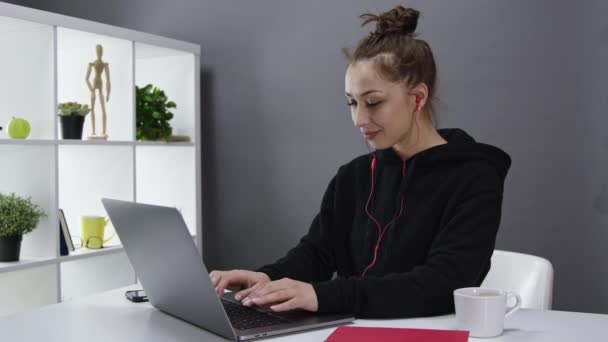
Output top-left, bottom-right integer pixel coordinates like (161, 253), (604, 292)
(80, 216), (115, 249)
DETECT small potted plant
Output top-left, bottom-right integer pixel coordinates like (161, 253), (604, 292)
(0, 193), (47, 262)
(136, 84), (176, 141)
(58, 101), (90, 139)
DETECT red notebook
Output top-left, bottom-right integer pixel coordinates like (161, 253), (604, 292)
(325, 326), (469, 342)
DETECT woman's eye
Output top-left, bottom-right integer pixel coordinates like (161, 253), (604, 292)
(367, 101), (382, 107)
(347, 101), (357, 107)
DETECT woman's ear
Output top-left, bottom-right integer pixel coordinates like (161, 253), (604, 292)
(410, 83), (429, 112)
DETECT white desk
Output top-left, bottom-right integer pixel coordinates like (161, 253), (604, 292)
(1, 286), (607, 341)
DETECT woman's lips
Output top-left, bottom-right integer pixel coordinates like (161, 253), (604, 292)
(364, 131), (379, 140)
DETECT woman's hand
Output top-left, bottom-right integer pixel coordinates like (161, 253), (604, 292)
(241, 278), (319, 312)
(209, 270), (270, 298)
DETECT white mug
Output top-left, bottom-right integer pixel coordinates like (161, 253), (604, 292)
(454, 287), (521, 338)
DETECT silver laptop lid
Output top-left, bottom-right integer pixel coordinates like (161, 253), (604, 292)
(101, 198), (237, 340)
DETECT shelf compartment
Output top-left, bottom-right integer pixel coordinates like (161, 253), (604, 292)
(60, 251), (134, 301)
(136, 145), (196, 236)
(58, 144), (133, 247)
(135, 42), (196, 142)
(0, 139), (56, 146)
(0, 257), (57, 274)
(0, 15), (54, 140)
(57, 27), (133, 141)
(59, 244), (123, 262)
(0, 145), (57, 259)
(135, 141), (194, 147)
(57, 139), (134, 146)
(0, 264), (58, 317)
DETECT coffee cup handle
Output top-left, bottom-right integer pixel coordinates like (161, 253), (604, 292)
(505, 291), (522, 318)
(103, 231), (116, 244)
(102, 218), (115, 244)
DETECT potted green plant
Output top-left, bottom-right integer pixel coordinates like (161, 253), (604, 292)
(0, 193), (46, 262)
(58, 101), (90, 139)
(136, 84), (176, 141)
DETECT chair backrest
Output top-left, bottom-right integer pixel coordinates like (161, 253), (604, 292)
(480, 250), (554, 310)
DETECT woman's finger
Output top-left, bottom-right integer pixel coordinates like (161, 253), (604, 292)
(209, 272), (219, 287)
(250, 288), (292, 307)
(248, 278), (289, 299)
(216, 277), (232, 297)
(235, 283), (260, 301)
(270, 298), (298, 312)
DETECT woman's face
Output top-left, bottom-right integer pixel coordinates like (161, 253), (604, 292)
(345, 60), (421, 150)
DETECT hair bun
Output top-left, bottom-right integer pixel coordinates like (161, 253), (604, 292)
(361, 6), (419, 37)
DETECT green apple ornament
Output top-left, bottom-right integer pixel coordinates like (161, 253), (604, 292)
(7, 117), (30, 139)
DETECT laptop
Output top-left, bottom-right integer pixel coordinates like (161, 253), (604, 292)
(101, 198), (354, 340)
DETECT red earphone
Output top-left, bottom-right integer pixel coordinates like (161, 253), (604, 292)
(361, 154), (405, 278)
(415, 95), (421, 112)
(361, 95), (421, 278)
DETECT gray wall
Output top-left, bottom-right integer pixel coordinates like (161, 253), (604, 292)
(579, 0), (608, 313)
(6, 0), (606, 314)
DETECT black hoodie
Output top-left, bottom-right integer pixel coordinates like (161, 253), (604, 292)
(257, 128), (511, 318)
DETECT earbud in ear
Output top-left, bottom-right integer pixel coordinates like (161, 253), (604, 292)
(415, 96), (422, 112)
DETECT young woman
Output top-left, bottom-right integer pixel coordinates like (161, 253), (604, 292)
(210, 5), (511, 318)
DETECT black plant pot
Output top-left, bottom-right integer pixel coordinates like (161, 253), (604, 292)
(60, 115), (85, 140)
(0, 235), (23, 262)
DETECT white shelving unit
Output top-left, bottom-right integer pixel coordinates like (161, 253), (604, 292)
(0, 2), (201, 317)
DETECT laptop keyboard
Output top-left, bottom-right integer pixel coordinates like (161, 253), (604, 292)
(222, 298), (289, 330)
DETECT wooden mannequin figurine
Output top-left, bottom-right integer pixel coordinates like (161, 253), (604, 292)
(85, 44), (111, 140)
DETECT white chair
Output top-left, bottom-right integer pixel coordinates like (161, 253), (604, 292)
(481, 250), (554, 310)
